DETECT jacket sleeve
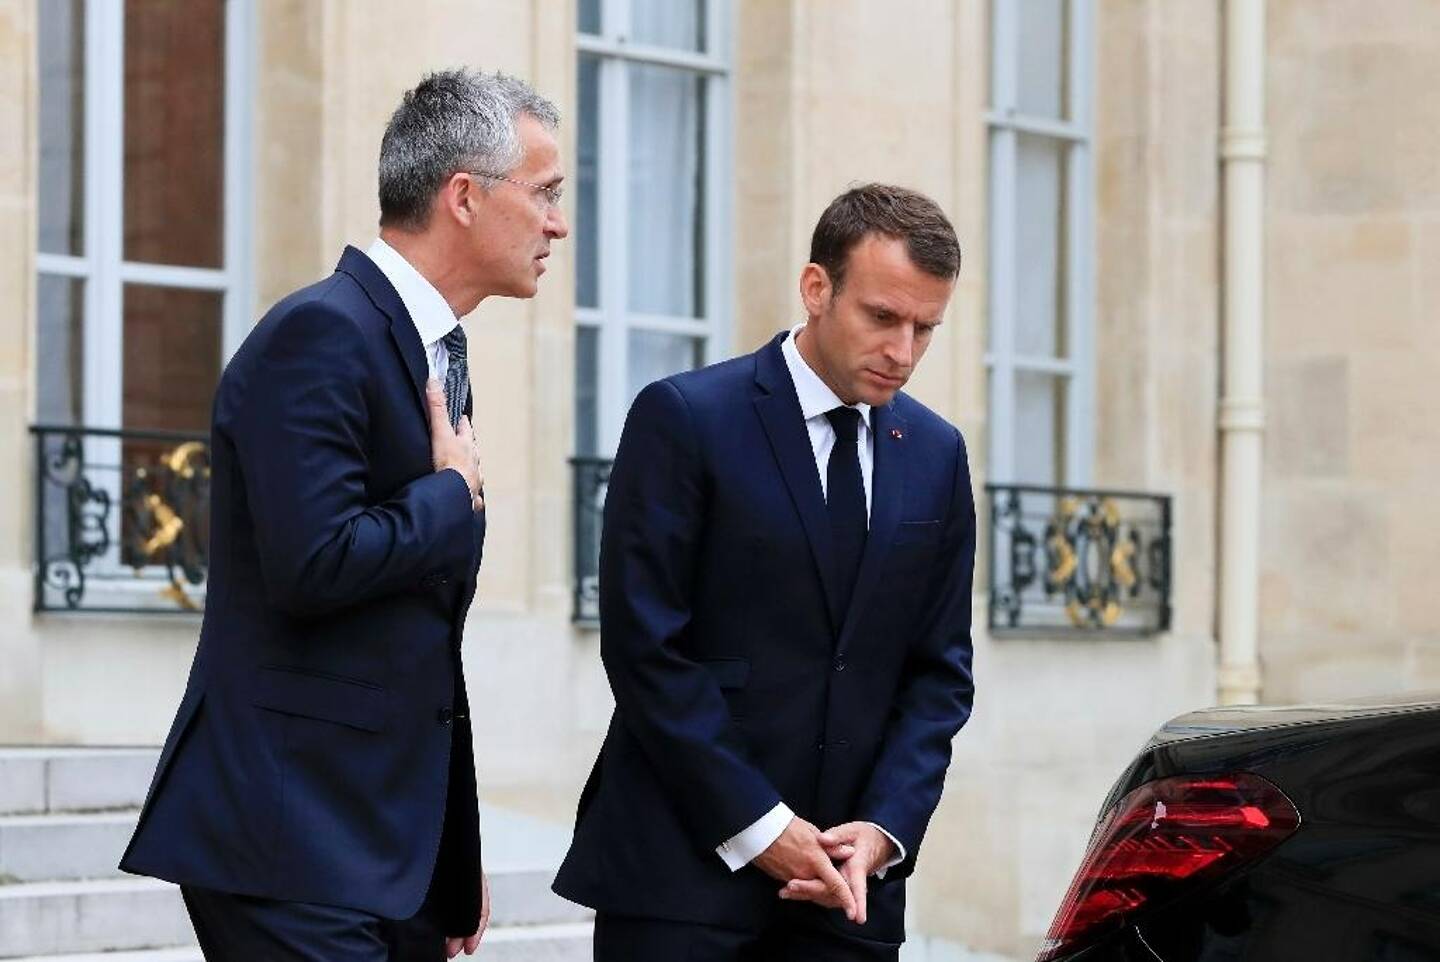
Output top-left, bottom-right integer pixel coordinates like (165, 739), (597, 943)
(856, 428), (977, 881)
(228, 299), (476, 617)
(598, 379), (784, 849)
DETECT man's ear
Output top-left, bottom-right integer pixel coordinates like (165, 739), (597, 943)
(799, 262), (832, 316)
(439, 172), (480, 228)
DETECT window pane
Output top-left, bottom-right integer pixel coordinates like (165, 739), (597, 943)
(630, 0), (706, 52)
(627, 65), (705, 318)
(627, 330), (703, 403)
(575, 325), (600, 456)
(1015, 133), (1067, 359)
(38, 0), (85, 257)
(123, 0), (225, 268)
(36, 275), (85, 424)
(1017, 0), (1067, 120)
(1014, 371), (1066, 485)
(577, 54), (600, 310)
(578, 0), (602, 35)
(123, 285), (222, 434)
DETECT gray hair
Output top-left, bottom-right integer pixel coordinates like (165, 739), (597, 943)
(378, 68), (560, 229)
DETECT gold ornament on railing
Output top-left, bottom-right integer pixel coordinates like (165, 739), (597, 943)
(125, 439), (211, 610)
(1049, 496), (1134, 628)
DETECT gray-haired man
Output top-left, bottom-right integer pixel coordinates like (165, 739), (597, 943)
(119, 69), (568, 961)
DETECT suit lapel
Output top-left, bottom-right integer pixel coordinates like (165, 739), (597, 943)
(388, 320), (431, 421)
(837, 401), (908, 653)
(752, 335), (842, 632)
(335, 245), (430, 419)
(336, 246), (480, 632)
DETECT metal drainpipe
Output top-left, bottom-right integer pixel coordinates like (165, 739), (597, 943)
(1217, 0), (1266, 705)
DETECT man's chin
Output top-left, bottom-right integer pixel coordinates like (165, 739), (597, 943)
(856, 384), (903, 407)
(501, 278), (540, 299)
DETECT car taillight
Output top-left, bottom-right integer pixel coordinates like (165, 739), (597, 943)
(1036, 772), (1300, 961)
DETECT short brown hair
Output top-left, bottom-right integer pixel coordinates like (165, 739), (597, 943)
(808, 183), (961, 292)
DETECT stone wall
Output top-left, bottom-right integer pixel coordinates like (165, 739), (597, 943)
(0, 0), (42, 742)
(1260, 0), (1440, 701)
(6, 0), (1438, 956)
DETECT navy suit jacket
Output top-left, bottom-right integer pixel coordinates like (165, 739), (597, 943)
(121, 247), (486, 934)
(554, 332), (976, 942)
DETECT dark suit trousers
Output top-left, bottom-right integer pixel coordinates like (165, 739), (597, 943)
(181, 881), (447, 962)
(594, 904), (902, 962)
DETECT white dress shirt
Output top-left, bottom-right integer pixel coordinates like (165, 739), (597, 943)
(365, 237), (462, 383)
(715, 325), (906, 877)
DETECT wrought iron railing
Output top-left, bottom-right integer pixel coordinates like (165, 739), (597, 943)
(570, 457), (612, 625)
(987, 483), (1172, 636)
(31, 424), (210, 613)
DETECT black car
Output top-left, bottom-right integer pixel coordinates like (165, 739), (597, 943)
(1037, 694), (1440, 961)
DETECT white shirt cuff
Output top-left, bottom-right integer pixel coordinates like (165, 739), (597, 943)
(716, 802), (793, 872)
(863, 821), (906, 879)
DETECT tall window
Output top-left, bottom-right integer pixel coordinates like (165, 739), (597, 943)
(574, 0), (731, 456)
(986, 0), (1093, 485)
(35, 0), (253, 435)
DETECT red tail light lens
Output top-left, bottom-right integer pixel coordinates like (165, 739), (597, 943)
(1036, 773), (1300, 961)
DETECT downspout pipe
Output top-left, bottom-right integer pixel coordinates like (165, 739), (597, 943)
(1217, 0), (1266, 705)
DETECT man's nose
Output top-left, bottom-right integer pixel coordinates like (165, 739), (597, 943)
(885, 328), (915, 369)
(547, 205), (570, 239)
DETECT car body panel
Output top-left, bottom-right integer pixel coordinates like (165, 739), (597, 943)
(1049, 697), (1440, 961)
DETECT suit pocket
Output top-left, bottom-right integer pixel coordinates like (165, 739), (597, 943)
(252, 665), (389, 732)
(698, 656), (750, 690)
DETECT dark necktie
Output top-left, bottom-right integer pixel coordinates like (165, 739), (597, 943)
(825, 406), (867, 628)
(442, 324), (469, 429)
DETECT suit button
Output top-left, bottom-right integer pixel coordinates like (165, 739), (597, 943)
(833, 657), (847, 672)
(437, 708), (454, 725)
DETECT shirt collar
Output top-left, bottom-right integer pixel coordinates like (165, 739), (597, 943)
(781, 324), (872, 431)
(365, 237), (459, 348)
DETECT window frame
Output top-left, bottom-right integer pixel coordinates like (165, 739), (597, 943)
(575, 0), (733, 457)
(34, 0), (256, 433)
(32, 0), (254, 602)
(985, 0), (1094, 486)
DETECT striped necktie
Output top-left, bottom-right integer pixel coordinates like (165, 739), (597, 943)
(442, 324), (469, 429)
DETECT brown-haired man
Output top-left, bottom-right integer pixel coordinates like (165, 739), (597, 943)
(555, 184), (976, 960)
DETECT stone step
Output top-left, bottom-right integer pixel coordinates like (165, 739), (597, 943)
(0, 810), (584, 920)
(470, 922), (594, 961)
(0, 812), (136, 882)
(0, 922), (594, 962)
(0, 807), (585, 925)
(0, 748), (158, 816)
(0, 950), (202, 962)
(0, 874), (589, 958)
(485, 865), (591, 927)
(0, 748), (592, 957)
(0, 878), (194, 958)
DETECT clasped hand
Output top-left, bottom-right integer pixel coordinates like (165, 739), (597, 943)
(752, 817), (895, 926)
(427, 379), (485, 512)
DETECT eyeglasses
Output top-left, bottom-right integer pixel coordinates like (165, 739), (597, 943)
(469, 171), (564, 209)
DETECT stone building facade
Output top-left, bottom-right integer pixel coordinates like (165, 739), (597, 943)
(1, 1), (1435, 956)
